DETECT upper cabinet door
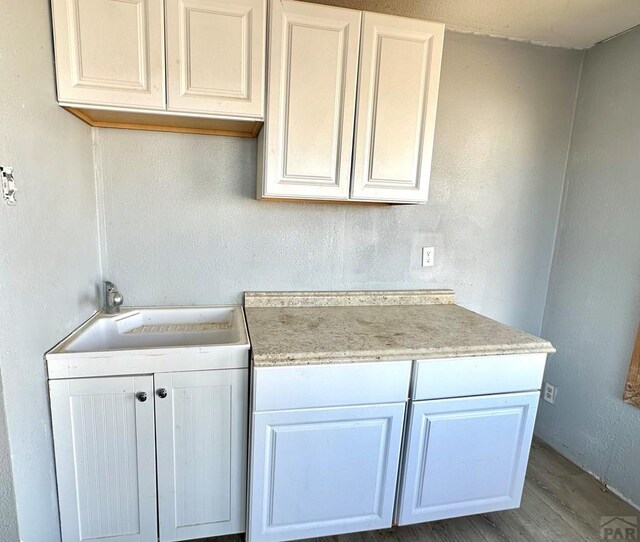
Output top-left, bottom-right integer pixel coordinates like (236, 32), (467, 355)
(351, 13), (444, 203)
(51, 0), (165, 109)
(259, 0), (361, 200)
(165, 0), (266, 118)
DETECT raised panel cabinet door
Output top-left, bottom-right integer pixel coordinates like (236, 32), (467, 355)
(258, 0), (361, 200)
(248, 403), (406, 542)
(397, 391), (540, 526)
(49, 376), (157, 542)
(155, 369), (248, 542)
(165, 0), (265, 117)
(351, 13), (444, 203)
(50, 0), (165, 109)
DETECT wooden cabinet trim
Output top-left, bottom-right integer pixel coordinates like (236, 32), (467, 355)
(65, 106), (262, 138)
(623, 324), (640, 408)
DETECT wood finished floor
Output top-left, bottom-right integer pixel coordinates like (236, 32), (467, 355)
(208, 439), (638, 542)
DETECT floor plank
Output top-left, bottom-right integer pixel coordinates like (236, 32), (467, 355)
(202, 439), (638, 542)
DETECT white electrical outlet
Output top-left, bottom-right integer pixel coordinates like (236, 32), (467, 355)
(543, 382), (558, 404)
(422, 247), (434, 267)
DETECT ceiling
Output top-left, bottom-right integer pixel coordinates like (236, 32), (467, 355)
(306, 0), (640, 49)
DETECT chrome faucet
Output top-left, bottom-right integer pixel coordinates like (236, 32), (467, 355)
(104, 281), (124, 314)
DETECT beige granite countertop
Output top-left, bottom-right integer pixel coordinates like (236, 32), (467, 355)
(244, 290), (555, 367)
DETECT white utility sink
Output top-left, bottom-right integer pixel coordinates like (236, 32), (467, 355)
(46, 306), (250, 379)
(63, 306), (247, 352)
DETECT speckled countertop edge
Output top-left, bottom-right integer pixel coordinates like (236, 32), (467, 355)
(244, 289), (456, 308)
(251, 344), (555, 366)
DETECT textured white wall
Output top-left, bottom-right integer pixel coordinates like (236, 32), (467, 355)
(96, 31), (582, 336)
(537, 26), (640, 507)
(0, 1), (604, 537)
(0, 0), (102, 540)
(0, 378), (18, 542)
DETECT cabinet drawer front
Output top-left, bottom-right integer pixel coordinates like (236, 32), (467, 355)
(412, 353), (547, 400)
(165, 0), (265, 117)
(397, 391), (539, 525)
(50, 376), (157, 542)
(51, 0), (165, 109)
(253, 360), (411, 411)
(249, 403), (406, 542)
(260, 0), (361, 199)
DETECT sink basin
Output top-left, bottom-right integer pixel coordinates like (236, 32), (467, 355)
(63, 306), (247, 352)
(46, 305), (250, 379)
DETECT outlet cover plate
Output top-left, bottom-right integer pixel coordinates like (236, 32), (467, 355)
(543, 382), (558, 404)
(422, 247), (434, 267)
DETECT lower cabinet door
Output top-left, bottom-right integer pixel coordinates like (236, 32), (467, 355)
(397, 391), (540, 525)
(49, 376), (158, 542)
(248, 403), (406, 542)
(155, 369), (248, 542)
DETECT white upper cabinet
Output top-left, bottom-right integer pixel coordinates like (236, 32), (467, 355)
(51, 0), (266, 134)
(165, 0), (265, 117)
(259, 1), (444, 203)
(351, 13), (444, 203)
(51, 0), (166, 109)
(258, 0), (361, 200)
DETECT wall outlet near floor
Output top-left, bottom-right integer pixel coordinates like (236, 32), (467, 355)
(543, 382), (558, 404)
(422, 247), (434, 267)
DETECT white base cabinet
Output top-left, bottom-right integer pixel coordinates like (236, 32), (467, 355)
(396, 391), (540, 525)
(50, 368), (248, 542)
(51, 351), (546, 542)
(247, 355), (547, 542)
(248, 361), (412, 542)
